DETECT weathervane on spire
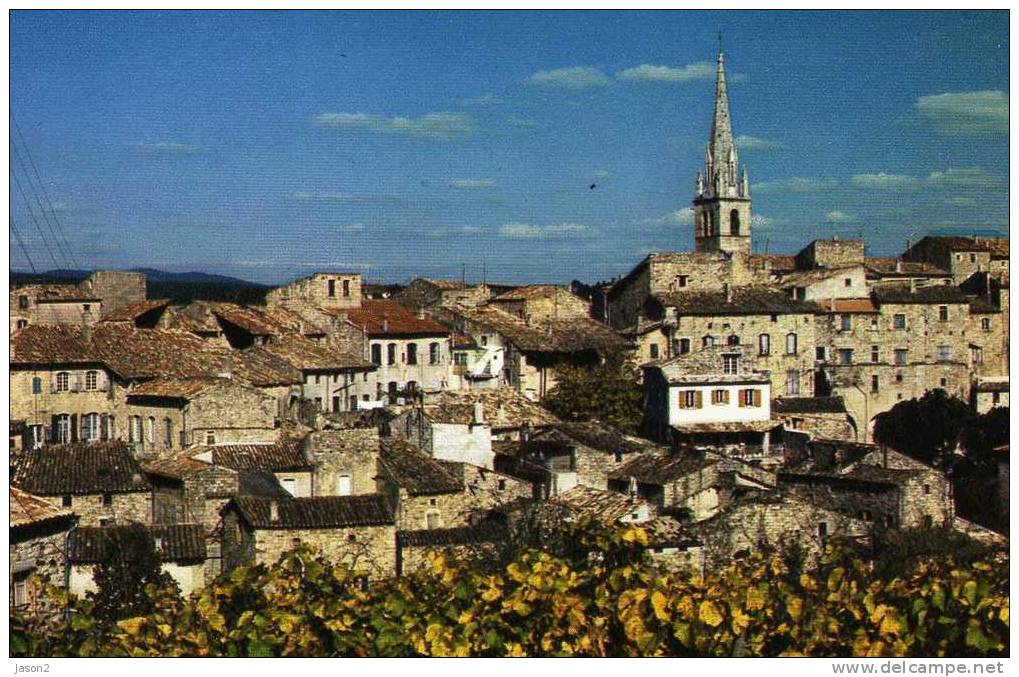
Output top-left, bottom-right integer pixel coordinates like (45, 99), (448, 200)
(717, 29), (723, 55)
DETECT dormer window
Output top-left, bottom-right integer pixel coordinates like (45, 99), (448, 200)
(722, 354), (739, 374)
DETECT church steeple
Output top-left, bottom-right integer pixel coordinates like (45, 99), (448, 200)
(692, 50), (752, 257)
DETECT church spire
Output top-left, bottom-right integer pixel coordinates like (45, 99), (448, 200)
(702, 50), (743, 200)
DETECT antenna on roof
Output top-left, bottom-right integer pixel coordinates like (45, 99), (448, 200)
(482, 260), (487, 286)
(461, 262), (466, 289)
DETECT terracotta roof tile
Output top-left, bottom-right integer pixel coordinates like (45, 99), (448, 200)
(377, 438), (462, 495)
(551, 485), (650, 523)
(69, 524), (207, 564)
(129, 376), (223, 398)
(609, 452), (720, 485)
(420, 388), (560, 429)
(195, 442), (312, 472)
(397, 522), (507, 548)
(228, 494), (394, 529)
(345, 300), (450, 337)
(10, 487), (75, 528)
(100, 298), (172, 322)
(13, 284), (100, 303)
(816, 298), (878, 314)
(259, 335), (375, 371)
(453, 305), (625, 352)
(12, 441), (151, 495)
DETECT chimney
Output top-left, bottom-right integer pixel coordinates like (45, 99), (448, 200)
(269, 500), (279, 523)
(416, 307), (426, 320)
(472, 402), (485, 426)
(909, 277), (916, 294)
(218, 354), (233, 380)
(895, 259), (903, 273)
(723, 283), (732, 304)
(382, 318), (389, 333)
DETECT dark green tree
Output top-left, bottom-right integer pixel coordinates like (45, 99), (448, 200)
(872, 389), (974, 467)
(541, 348), (643, 433)
(88, 524), (178, 623)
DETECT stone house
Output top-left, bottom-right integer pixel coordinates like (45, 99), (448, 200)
(864, 258), (953, 289)
(396, 522), (506, 575)
(449, 331), (504, 390)
(771, 396), (854, 441)
(264, 272), (363, 312)
(487, 285), (591, 323)
(192, 441), (315, 498)
(67, 524), (208, 598)
(396, 278), (496, 312)
(220, 494), (397, 578)
(903, 236), (1009, 286)
(10, 284), (102, 331)
(621, 320), (671, 366)
(304, 427), (382, 497)
(344, 299), (453, 401)
(972, 379), (1009, 413)
(965, 295), (1006, 378)
(12, 441), (153, 526)
(10, 487), (78, 615)
(100, 298), (174, 328)
(794, 239), (866, 270)
(689, 492), (870, 571)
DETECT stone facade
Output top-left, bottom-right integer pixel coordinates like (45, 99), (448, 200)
(795, 239), (865, 270)
(10, 365), (119, 448)
(306, 428), (382, 497)
(79, 271), (147, 315)
(39, 490), (152, 527)
(11, 521), (76, 615)
(265, 272), (363, 311)
(488, 285), (591, 322)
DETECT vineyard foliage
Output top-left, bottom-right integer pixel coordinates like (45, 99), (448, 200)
(10, 520), (1008, 658)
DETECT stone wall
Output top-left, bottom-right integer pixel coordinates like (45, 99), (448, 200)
(79, 271), (147, 314)
(795, 240), (865, 270)
(966, 308), (1007, 378)
(265, 273), (363, 311)
(40, 491), (152, 527)
(10, 366), (120, 445)
(11, 523), (74, 616)
(775, 411), (854, 441)
(254, 525), (397, 579)
(306, 428), (381, 497)
(187, 381), (279, 446)
(781, 480), (900, 528)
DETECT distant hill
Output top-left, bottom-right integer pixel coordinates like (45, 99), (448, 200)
(10, 268), (269, 304)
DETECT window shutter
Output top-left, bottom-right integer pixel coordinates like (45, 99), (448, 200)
(70, 414), (79, 442)
(50, 415), (59, 441)
(722, 390), (730, 404)
(100, 415), (109, 441)
(694, 391), (703, 408)
(738, 391), (745, 407)
(677, 391), (685, 409)
(753, 390), (761, 407)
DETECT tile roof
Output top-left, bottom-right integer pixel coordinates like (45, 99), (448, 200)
(345, 299), (450, 337)
(815, 298), (878, 314)
(377, 438), (463, 495)
(12, 441), (151, 495)
(772, 396), (847, 414)
(778, 470), (899, 491)
(912, 236), (997, 253)
(539, 421), (662, 456)
(653, 286), (821, 316)
(872, 285), (970, 305)
(129, 376), (224, 398)
(259, 335), (375, 371)
(230, 347), (303, 386)
(13, 284), (100, 303)
(397, 522), (507, 548)
(608, 452), (720, 485)
(141, 454), (217, 480)
(865, 258), (949, 276)
(641, 516), (701, 549)
(672, 421), (781, 434)
(159, 302), (222, 334)
(207, 302), (296, 336)
(100, 298), (172, 322)
(228, 494), (394, 529)
(451, 332), (478, 349)
(418, 278), (468, 291)
(973, 380), (1009, 393)
(453, 304), (625, 352)
(419, 388), (561, 429)
(748, 254), (798, 272)
(491, 284), (579, 302)
(68, 524), (207, 564)
(195, 442), (312, 472)
(550, 485), (651, 523)
(10, 487), (75, 529)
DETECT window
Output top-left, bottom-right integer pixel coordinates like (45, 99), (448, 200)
(281, 478), (297, 496)
(940, 377), (947, 388)
(970, 254), (976, 263)
(426, 512), (441, 530)
(726, 334), (740, 346)
(790, 417), (804, 430)
(895, 373), (903, 383)
(649, 344), (659, 360)
(406, 381), (418, 393)
(16, 319), (28, 329)
(677, 390), (702, 409)
(388, 382), (398, 401)
(18, 295), (29, 309)
(62, 495), (72, 508)
(758, 333), (770, 356)
(30, 425), (43, 450)
(894, 349), (908, 366)
(55, 372), (70, 392)
(429, 342), (440, 365)
(730, 209), (741, 235)
(147, 417), (155, 444)
(817, 522), (828, 540)
(337, 474), (352, 496)
(164, 419), (173, 448)
(816, 347), (826, 362)
(314, 397), (323, 411)
(923, 483), (931, 495)
(206, 430), (216, 445)
(349, 395), (358, 411)
(454, 352), (468, 366)
(342, 279), (350, 297)
(54, 414), (71, 444)
(406, 343), (418, 365)
(786, 370), (800, 396)
(938, 305), (949, 322)
(870, 317), (879, 330)
(871, 375), (880, 393)
(711, 389), (729, 405)
(371, 344), (382, 365)
(82, 413), (100, 442)
(982, 317), (991, 331)
(839, 315), (851, 331)
(31, 377), (42, 394)
(894, 314), (906, 330)
(13, 571), (30, 610)
(722, 354), (740, 374)
(101, 493), (112, 507)
(739, 389), (761, 407)
(674, 275), (688, 289)
(85, 371), (98, 391)
(328, 279), (336, 297)
(498, 479), (507, 491)
(128, 416), (142, 443)
(844, 278), (852, 287)
(937, 345), (951, 363)
(871, 346), (879, 363)
(837, 349), (853, 366)
(702, 335), (715, 348)
(785, 333), (798, 355)
(387, 343), (397, 365)
(971, 346), (983, 365)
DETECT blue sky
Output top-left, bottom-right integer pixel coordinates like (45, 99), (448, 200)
(9, 10), (1009, 285)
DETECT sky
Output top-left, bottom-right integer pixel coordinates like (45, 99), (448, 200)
(8, 10), (1010, 286)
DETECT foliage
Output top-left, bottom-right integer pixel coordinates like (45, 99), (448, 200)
(12, 521), (1009, 658)
(961, 407), (1009, 471)
(541, 348), (643, 433)
(88, 524), (179, 624)
(867, 527), (993, 579)
(872, 390), (973, 467)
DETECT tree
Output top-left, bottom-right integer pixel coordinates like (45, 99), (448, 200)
(872, 389), (974, 467)
(541, 348), (643, 433)
(88, 524), (178, 624)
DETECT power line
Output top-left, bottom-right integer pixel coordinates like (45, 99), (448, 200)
(9, 216), (38, 273)
(10, 135), (76, 269)
(10, 170), (62, 269)
(11, 114), (80, 268)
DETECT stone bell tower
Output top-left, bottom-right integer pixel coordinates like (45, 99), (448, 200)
(692, 51), (752, 258)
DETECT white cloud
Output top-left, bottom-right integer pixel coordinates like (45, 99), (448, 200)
(427, 225), (483, 238)
(337, 223), (364, 233)
(617, 62), (715, 83)
(526, 67), (612, 90)
(461, 93), (502, 106)
(499, 222), (589, 239)
(314, 111), (476, 140)
(643, 208), (694, 227)
(916, 90), (1007, 135)
(825, 210), (857, 224)
(851, 168), (1002, 192)
(450, 179), (496, 189)
(751, 214), (774, 228)
(591, 169), (613, 180)
(753, 177), (838, 193)
(735, 135), (781, 151)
